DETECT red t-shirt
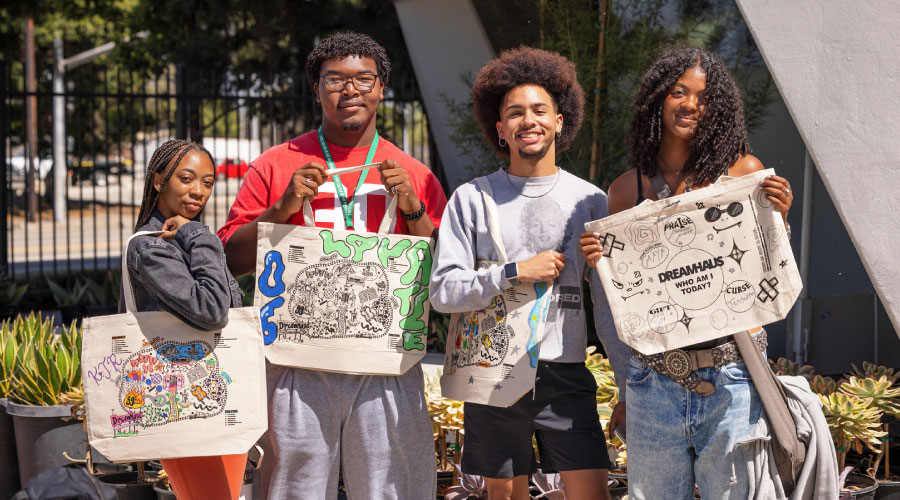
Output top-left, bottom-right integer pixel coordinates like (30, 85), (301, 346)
(217, 131), (447, 245)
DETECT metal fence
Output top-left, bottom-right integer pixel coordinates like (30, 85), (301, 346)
(1, 60), (439, 282)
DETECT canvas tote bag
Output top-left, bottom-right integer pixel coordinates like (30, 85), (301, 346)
(255, 166), (434, 375)
(439, 177), (554, 407)
(82, 231), (267, 462)
(584, 168), (802, 354)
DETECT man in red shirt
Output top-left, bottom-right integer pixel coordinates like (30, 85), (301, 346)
(218, 32), (446, 499)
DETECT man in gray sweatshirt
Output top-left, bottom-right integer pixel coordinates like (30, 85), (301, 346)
(430, 47), (630, 500)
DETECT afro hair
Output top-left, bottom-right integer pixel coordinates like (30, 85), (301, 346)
(306, 32), (391, 89)
(472, 46), (585, 156)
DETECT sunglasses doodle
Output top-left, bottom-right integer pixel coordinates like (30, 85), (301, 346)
(110, 338), (229, 437)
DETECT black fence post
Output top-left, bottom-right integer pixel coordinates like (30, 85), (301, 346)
(0, 60), (8, 281)
(175, 64), (188, 140)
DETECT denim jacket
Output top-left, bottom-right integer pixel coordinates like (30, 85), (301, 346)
(118, 210), (243, 331)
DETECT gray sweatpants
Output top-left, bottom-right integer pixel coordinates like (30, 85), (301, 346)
(256, 362), (436, 500)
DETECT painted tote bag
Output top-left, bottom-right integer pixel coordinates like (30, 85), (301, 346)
(584, 168), (802, 354)
(440, 177), (554, 407)
(82, 232), (267, 462)
(255, 181), (433, 375)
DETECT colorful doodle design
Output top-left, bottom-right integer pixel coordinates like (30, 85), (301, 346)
(527, 282), (552, 368)
(111, 338), (228, 437)
(448, 295), (512, 373)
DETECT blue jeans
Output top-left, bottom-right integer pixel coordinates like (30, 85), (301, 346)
(625, 354), (764, 499)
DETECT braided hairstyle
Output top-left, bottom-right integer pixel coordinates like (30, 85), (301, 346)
(627, 45), (750, 187)
(134, 140), (216, 231)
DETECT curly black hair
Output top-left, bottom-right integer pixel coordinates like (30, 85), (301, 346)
(134, 140), (216, 231)
(627, 45), (750, 187)
(472, 46), (585, 156)
(305, 32), (391, 89)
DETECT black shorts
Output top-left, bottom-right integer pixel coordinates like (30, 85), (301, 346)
(461, 361), (612, 478)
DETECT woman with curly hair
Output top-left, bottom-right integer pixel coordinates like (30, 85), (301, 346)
(431, 46), (630, 500)
(581, 46), (793, 499)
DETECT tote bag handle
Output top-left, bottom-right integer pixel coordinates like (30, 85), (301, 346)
(300, 163), (399, 235)
(473, 176), (509, 264)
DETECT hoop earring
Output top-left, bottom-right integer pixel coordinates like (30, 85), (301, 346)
(498, 137), (507, 148)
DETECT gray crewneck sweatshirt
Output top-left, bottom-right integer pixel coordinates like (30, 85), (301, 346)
(429, 168), (630, 397)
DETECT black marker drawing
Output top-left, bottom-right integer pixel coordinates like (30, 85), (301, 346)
(757, 277), (780, 303)
(727, 241), (748, 268)
(601, 233), (626, 258)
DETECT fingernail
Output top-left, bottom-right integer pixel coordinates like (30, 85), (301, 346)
(593, 232), (600, 238)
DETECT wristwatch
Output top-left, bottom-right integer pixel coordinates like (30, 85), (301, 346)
(503, 262), (520, 286)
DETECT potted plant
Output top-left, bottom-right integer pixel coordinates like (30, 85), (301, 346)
(841, 374), (900, 497)
(82, 271), (120, 317)
(0, 282), (28, 321)
(46, 277), (89, 325)
(425, 369), (464, 494)
(820, 391), (883, 497)
(0, 317), (21, 497)
(5, 313), (86, 486)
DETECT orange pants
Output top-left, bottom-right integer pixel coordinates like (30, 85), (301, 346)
(160, 453), (247, 500)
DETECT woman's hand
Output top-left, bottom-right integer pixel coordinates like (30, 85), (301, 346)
(161, 215), (193, 240)
(761, 174), (793, 222)
(580, 231), (604, 269)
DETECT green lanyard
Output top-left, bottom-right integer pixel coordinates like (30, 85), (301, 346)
(317, 127), (380, 229)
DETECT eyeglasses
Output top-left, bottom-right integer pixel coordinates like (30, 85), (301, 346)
(321, 73), (379, 92)
(704, 202), (743, 222)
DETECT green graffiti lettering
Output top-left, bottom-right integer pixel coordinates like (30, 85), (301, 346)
(403, 330), (425, 351)
(401, 240), (433, 286)
(346, 235), (379, 262)
(377, 238), (412, 268)
(320, 230), (351, 258)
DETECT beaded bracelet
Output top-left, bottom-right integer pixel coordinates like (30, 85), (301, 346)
(401, 201), (426, 221)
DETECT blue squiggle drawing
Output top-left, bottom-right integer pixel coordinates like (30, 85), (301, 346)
(526, 282), (552, 368)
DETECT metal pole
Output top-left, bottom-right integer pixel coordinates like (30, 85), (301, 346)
(791, 149), (815, 362)
(175, 64), (188, 140)
(24, 17), (38, 222)
(53, 36), (66, 222)
(0, 60), (9, 280)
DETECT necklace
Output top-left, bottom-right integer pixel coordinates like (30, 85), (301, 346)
(504, 167), (561, 198)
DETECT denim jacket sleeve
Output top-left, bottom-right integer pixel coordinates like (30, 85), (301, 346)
(127, 221), (232, 331)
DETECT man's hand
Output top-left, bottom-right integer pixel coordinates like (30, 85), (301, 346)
(580, 231), (604, 269)
(608, 401), (626, 442)
(517, 250), (565, 283)
(272, 161), (328, 217)
(160, 215), (193, 240)
(378, 160), (421, 214)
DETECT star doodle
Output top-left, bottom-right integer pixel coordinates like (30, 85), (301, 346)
(719, 241), (725, 248)
(648, 277), (654, 283)
(728, 241), (747, 268)
(657, 290), (663, 296)
(494, 383), (503, 391)
(509, 310), (521, 319)
(468, 376), (474, 385)
(779, 260), (788, 269)
(707, 233), (715, 241)
(510, 345), (521, 355)
(729, 268), (735, 273)
(679, 311), (693, 330)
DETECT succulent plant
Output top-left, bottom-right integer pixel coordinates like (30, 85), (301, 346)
(849, 362), (900, 386)
(768, 357), (815, 380)
(5, 313), (83, 406)
(820, 392), (887, 470)
(809, 374), (838, 396)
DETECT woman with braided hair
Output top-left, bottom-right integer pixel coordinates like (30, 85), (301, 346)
(121, 139), (246, 500)
(581, 46), (793, 499)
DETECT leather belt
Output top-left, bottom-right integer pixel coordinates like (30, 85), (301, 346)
(631, 330), (768, 396)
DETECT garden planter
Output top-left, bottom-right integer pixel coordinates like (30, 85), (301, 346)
(0, 398), (21, 499)
(875, 465), (900, 500)
(843, 473), (879, 500)
(99, 471), (158, 500)
(6, 401), (86, 486)
(153, 479), (177, 500)
(60, 304), (86, 325)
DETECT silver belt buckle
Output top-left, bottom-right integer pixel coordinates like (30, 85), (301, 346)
(663, 349), (692, 380)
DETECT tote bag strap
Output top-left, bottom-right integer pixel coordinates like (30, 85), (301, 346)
(473, 176), (509, 264)
(121, 230), (165, 314)
(300, 162), (399, 235)
(734, 330), (805, 494)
